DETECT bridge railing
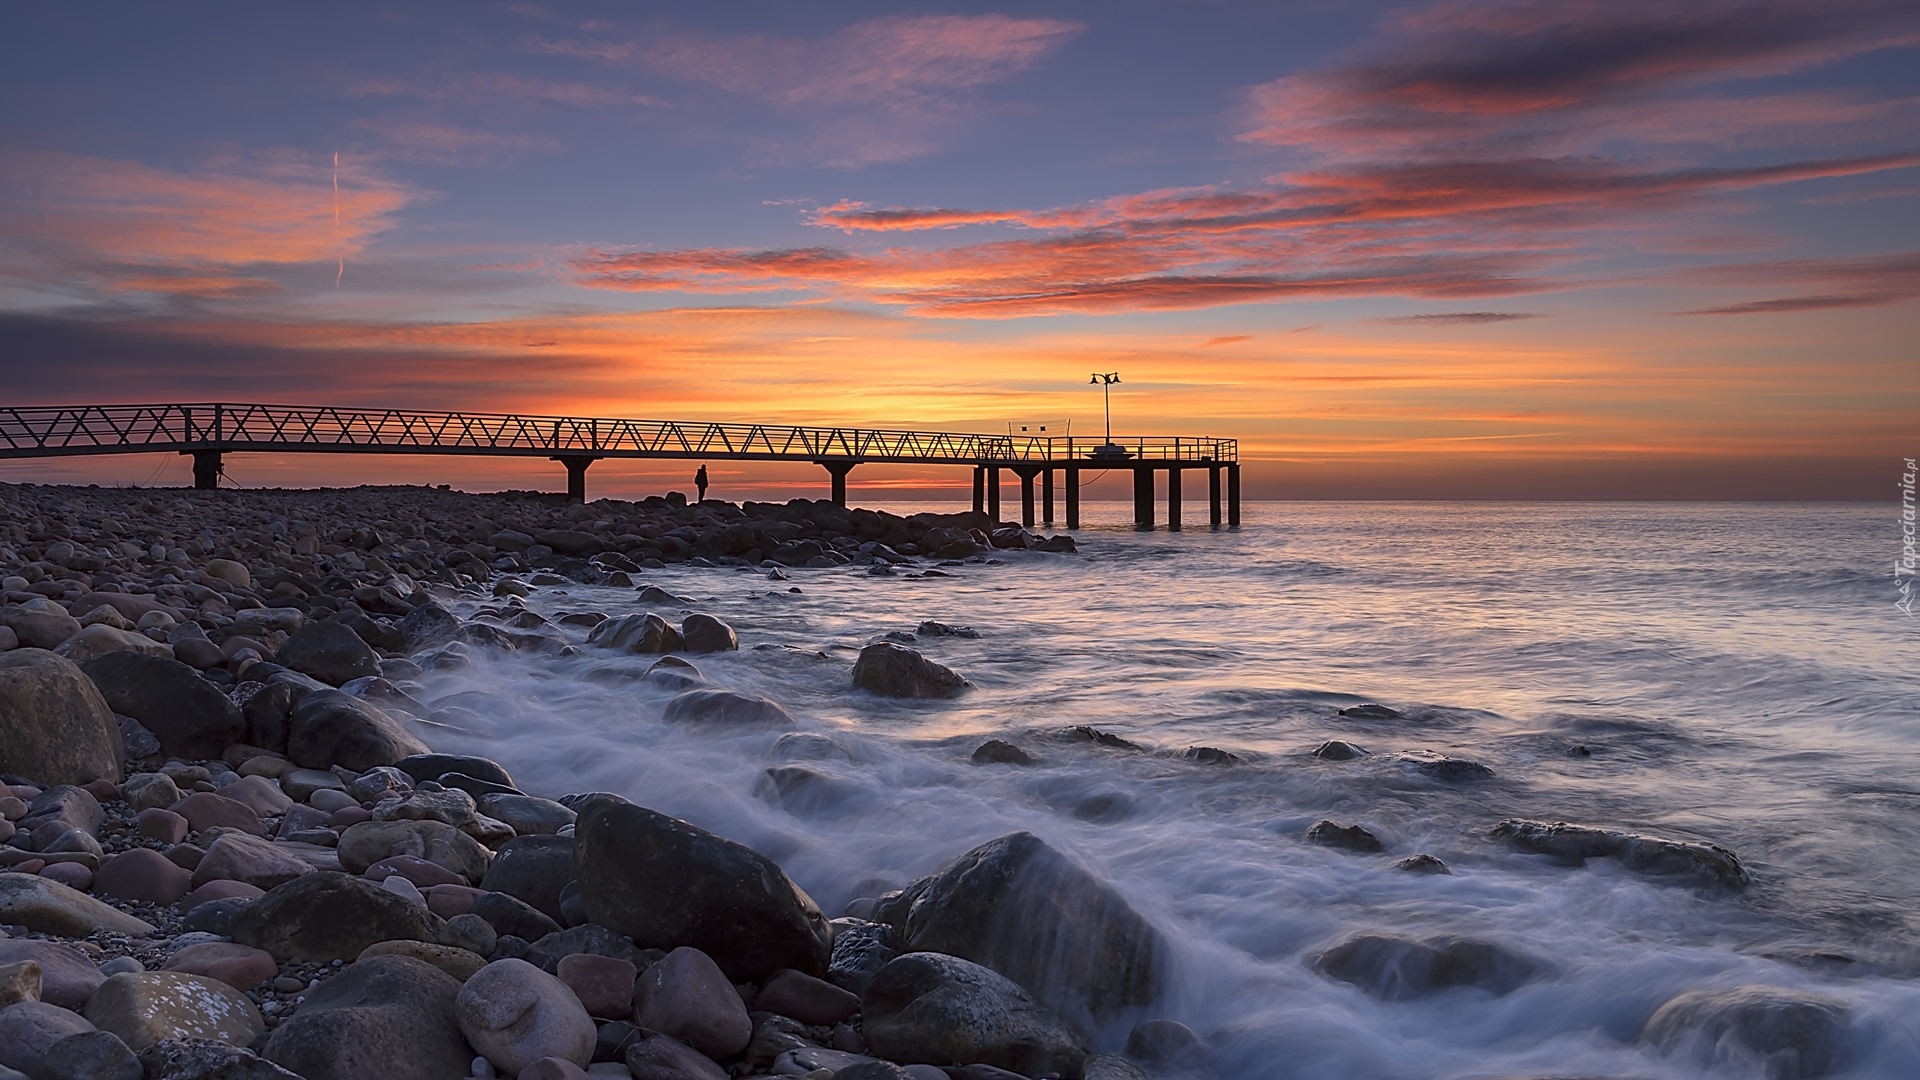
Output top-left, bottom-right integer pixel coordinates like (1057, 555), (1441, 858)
(0, 403), (1236, 463)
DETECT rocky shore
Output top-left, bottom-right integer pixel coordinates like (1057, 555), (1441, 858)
(0, 483), (1202, 1080)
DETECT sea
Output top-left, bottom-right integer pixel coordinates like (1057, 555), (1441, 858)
(413, 500), (1920, 1079)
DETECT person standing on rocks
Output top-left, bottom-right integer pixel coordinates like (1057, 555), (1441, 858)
(695, 465), (709, 502)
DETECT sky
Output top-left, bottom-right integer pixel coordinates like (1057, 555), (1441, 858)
(1, 1), (1916, 500)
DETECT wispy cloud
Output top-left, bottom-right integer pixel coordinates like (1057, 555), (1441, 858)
(1376, 312), (1545, 324)
(1676, 251), (1920, 313)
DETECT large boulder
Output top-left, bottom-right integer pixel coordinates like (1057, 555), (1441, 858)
(277, 620), (381, 686)
(480, 835), (575, 924)
(456, 958), (596, 1075)
(1491, 819), (1750, 889)
(56, 622), (174, 663)
(0, 874), (156, 936)
(880, 831), (1163, 1022)
(678, 614), (738, 653)
(339, 820), (491, 885)
(0, 940), (105, 1009)
(661, 689), (795, 730)
(79, 651), (246, 760)
(190, 833), (315, 891)
(262, 955), (473, 1080)
(287, 690), (429, 772)
(862, 953), (1089, 1078)
(228, 872), (442, 963)
(851, 643), (969, 698)
(0, 604), (81, 650)
(571, 795), (832, 983)
(82, 971), (265, 1052)
(398, 602), (461, 652)
(0, 649), (122, 785)
(1641, 985), (1851, 1080)
(1312, 934), (1542, 1000)
(631, 947), (751, 1060)
(587, 613), (681, 654)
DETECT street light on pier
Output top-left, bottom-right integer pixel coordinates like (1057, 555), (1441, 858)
(1089, 372), (1128, 459)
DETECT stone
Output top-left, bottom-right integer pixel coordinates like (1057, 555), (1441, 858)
(398, 602), (461, 652)
(123, 772), (184, 812)
(344, 765), (410, 804)
(862, 953), (1089, 1079)
(94, 848), (193, 904)
(971, 740), (1033, 766)
(374, 787), (477, 828)
(190, 833), (313, 890)
(586, 613), (680, 654)
(478, 794), (575, 836)
(171, 792), (265, 836)
(1339, 703), (1403, 720)
(770, 1046), (871, 1074)
(309, 789), (357, 814)
(457, 958), (596, 1074)
(279, 768), (344, 801)
(161, 943), (278, 991)
(572, 795), (832, 982)
(1394, 853), (1452, 874)
(522, 924), (655, 974)
(0, 649), (122, 786)
(220, 775), (293, 817)
(82, 971), (265, 1052)
(555, 953), (634, 1020)
(393, 754), (515, 789)
(850, 643), (969, 698)
(277, 621), (381, 686)
(1640, 985), (1851, 1080)
(366, 854), (468, 889)
(441, 912), (498, 957)
(1310, 740), (1368, 761)
(480, 834), (574, 924)
(22, 783), (104, 836)
(285, 691), (425, 775)
(1083, 1054), (1152, 1080)
(0, 874), (156, 936)
(41, 1029), (143, 1080)
(756, 967), (861, 1025)
(262, 955), (471, 1080)
(520, 1059), (591, 1080)
(1491, 819), (1750, 888)
(181, 897), (255, 936)
(203, 559), (251, 589)
(472, 891), (561, 943)
(357, 940), (488, 981)
(136, 1039), (302, 1080)
(57, 623), (174, 663)
(0, 606), (81, 650)
(0, 1000), (97, 1075)
(632, 947), (751, 1060)
(1306, 820), (1385, 854)
(5, 941), (102, 1007)
(1312, 933), (1541, 1000)
(240, 682), (298, 755)
(1125, 1019), (1205, 1074)
(0, 960), (42, 1008)
(678, 614), (738, 653)
(338, 819), (490, 884)
(660, 688), (796, 730)
(880, 831), (1162, 1022)
(426, 883), (486, 919)
(827, 918), (901, 998)
(625, 1032), (727, 1080)
(228, 872), (441, 963)
(79, 652), (245, 759)
(180, 880), (264, 912)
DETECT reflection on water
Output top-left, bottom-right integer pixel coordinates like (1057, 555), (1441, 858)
(420, 501), (1920, 1079)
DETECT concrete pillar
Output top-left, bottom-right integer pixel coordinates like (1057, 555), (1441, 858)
(189, 450), (222, 490)
(1042, 468), (1055, 524)
(1013, 466), (1041, 528)
(1227, 463), (1241, 527)
(1065, 467), (1080, 529)
(973, 467), (986, 515)
(552, 455), (598, 502)
(987, 466), (1001, 522)
(1209, 466), (1223, 527)
(1133, 466), (1154, 527)
(1168, 467), (1182, 530)
(820, 460), (857, 506)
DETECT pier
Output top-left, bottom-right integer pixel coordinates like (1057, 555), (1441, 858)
(0, 403), (1239, 528)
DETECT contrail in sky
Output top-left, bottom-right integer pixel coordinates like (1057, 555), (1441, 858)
(333, 151), (343, 288)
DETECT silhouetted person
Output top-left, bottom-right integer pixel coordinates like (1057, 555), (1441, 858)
(695, 465), (709, 502)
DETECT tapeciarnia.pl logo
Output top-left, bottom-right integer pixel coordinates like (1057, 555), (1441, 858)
(1899, 458), (1916, 618)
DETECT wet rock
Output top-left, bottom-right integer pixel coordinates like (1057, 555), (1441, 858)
(137, 1039), (304, 1080)
(1312, 933), (1542, 1000)
(1393, 853), (1452, 875)
(1490, 819), (1750, 888)
(160, 943), (278, 991)
(1063, 725), (1143, 751)
(827, 918), (901, 998)
(916, 620), (980, 638)
(862, 952), (1089, 1078)
(971, 740), (1033, 766)
(479, 835), (575, 923)
(641, 657), (705, 692)
(1083, 1056), (1152, 1080)
(631, 946), (751, 1061)
(367, 854), (468, 889)
(0, 649), (123, 786)
(171, 792), (265, 836)
(1125, 1019), (1206, 1075)
(0, 940), (102, 1009)
(287, 690), (429, 773)
(881, 831), (1162, 1021)
(755, 967), (861, 1025)
(478, 794), (575, 836)
(1338, 703), (1403, 720)
(1398, 752), (1495, 782)
(661, 688), (796, 730)
(1640, 985), (1851, 1080)
(555, 953), (635, 1020)
(228, 872), (441, 963)
(851, 643), (969, 698)
(473, 891), (562, 943)
(338, 819), (490, 884)
(586, 613), (680, 654)
(457, 958), (596, 1074)
(624, 1032), (727, 1080)
(190, 833), (313, 890)
(1184, 746), (1243, 765)
(397, 601), (461, 652)
(374, 787), (477, 828)
(522, 924), (655, 975)
(82, 971), (264, 1051)
(679, 613), (739, 653)
(276, 621), (381, 687)
(80, 652), (245, 759)
(0, 1000), (97, 1075)
(571, 794), (832, 982)
(1306, 820), (1385, 854)
(262, 955), (471, 1080)
(0, 874), (156, 936)
(394, 753), (515, 789)
(94, 847), (193, 905)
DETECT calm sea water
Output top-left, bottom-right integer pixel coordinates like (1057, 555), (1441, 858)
(416, 501), (1920, 1079)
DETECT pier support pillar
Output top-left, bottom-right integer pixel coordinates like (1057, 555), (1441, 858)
(1132, 466), (1154, 527)
(1167, 467), (1182, 531)
(552, 455), (599, 503)
(818, 460), (858, 506)
(1065, 467), (1080, 529)
(188, 450), (222, 490)
(1012, 465), (1042, 528)
(987, 466), (1002, 523)
(972, 467), (986, 514)
(1042, 468), (1055, 524)
(1209, 466), (1223, 527)
(1227, 463), (1241, 527)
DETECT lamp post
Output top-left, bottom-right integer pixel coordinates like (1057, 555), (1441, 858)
(1089, 372), (1120, 445)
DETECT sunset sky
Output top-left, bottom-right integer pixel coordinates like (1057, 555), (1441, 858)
(2, 1), (1916, 500)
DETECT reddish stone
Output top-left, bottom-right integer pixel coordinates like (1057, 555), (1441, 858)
(364, 855), (467, 889)
(39, 862), (93, 890)
(165, 844), (206, 871)
(170, 792), (265, 835)
(84, 778), (121, 802)
(329, 805), (372, 828)
(9, 859), (46, 875)
(180, 879), (266, 911)
(556, 952), (636, 1019)
(94, 847), (193, 904)
(752, 968), (862, 1025)
(163, 941), (278, 990)
(136, 808), (190, 845)
(518, 1059), (590, 1080)
(424, 883), (485, 919)
(190, 832), (311, 889)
